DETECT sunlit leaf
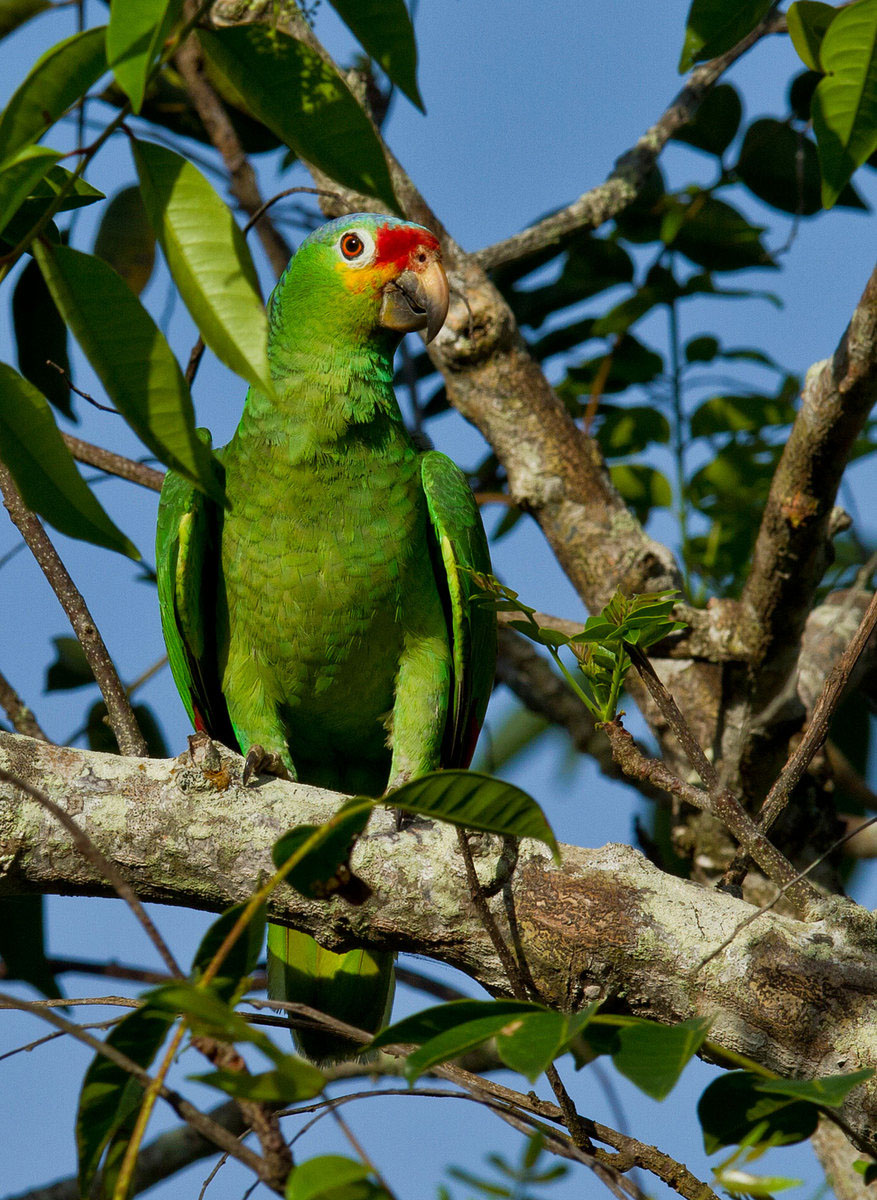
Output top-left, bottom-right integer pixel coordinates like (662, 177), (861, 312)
(610, 464), (672, 521)
(93, 184), (156, 295)
(33, 241), (223, 504)
(192, 1064), (325, 1103)
(588, 1016), (712, 1100)
(106, 0), (182, 112)
(495, 1010), (576, 1082)
(755, 1068), (874, 1107)
(370, 999), (540, 1051)
(679, 0), (773, 72)
(595, 404), (671, 457)
(715, 1169), (804, 1196)
(383, 770), (559, 859)
(690, 392), (796, 437)
(0, 26), (107, 162)
(132, 137), (272, 394)
(787, 0), (837, 72)
(199, 26), (398, 211)
(286, 1155), (388, 1200)
(812, 0), (877, 207)
(0, 362), (139, 558)
(329, 0), (423, 110)
(0, 145), (60, 237)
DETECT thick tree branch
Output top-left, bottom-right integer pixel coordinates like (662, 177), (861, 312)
(2, 732), (876, 1149)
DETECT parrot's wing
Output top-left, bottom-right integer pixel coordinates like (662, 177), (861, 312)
(421, 450), (497, 767)
(156, 455), (235, 746)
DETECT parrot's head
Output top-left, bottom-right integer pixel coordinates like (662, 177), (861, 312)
(270, 213), (449, 349)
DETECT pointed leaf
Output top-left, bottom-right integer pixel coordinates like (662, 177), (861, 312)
(812, 0), (877, 208)
(199, 26), (398, 211)
(76, 1005), (174, 1195)
(495, 1011), (570, 1082)
(272, 802), (374, 901)
(405, 1013), (547, 1081)
(286, 1156), (383, 1200)
(132, 137), (271, 394)
(755, 1068), (874, 1107)
(672, 84), (742, 156)
(370, 999), (541, 1051)
(106, 0), (182, 113)
(0, 362), (139, 558)
(93, 184), (156, 295)
(679, 0), (773, 72)
(329, 0), (423, 110)
(737, 117), (867, 214)
(0, 894), (62, 1000)
(191, 1063), (325, 1102)
(46, 635), (94, 691)
(33, 241), (223, 503)
(383, 770), (559, 860)
(191, 900), (266, 996)
(716, 1170), (803, 1196)
(788, 1), (837, 71)
(0, 0), (51, 40)
(604, 1016), (712, 1100)
(0, 26), (107, 162)
(0, 145), (61, 237)
(12, 256), (71, 420)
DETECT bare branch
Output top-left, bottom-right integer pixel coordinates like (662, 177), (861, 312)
(0, 671), (49, 741)
(0, 461), (148, 757)
(61, 434), (164, 492)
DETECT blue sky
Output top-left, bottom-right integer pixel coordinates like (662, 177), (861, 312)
(1, 2), (876, 1197)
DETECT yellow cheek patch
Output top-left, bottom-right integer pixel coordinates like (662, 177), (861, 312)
(334, 260), (395, 293)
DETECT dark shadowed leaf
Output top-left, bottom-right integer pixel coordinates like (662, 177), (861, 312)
(787, 0), (837, 71)
(199, 26), (397, 211)
(669, 196), (775, 271)
(272, 802), (374, 900)
(46, 635), (93, 691)
(673, 84), (742, 156)
(383, 770), (558, 859)
(371, 999), (540, 1051)
(812, 0), (877, 207)
(737, 118), (867, 214)
(595, 405), (671, 459)
(789, 69), (821, 121)
(329, 0), (423, 110)
(76, 1005), (174, 1196)
(12, 256), (72, 418)
(679, 0), (773, 72)
(0, 363), (138, 558)
(132, 138), (271, 393)
(85, 701), (169, 759)
(690, 392), (796, 437)
(610, 464), (672, 522)
(0, 0), (51, 40)
(33, 241), (224, 503)
(0, 25), (107, 161)
(191, 900), (266, 995)
(93, 185), (156, 295)
(106, 0), (182, 112)
(698, 1072), (821, 1152)
(0, 895), (62, 999)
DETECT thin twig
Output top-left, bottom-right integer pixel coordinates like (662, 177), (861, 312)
(0, 769), (182, 978)
(0, 670), (49, 741)
(0, 461), (148, 757)
(61, 434), (164, 491)
(46, 360), (118, 414)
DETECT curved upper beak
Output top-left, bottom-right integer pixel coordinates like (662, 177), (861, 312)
(379, 258), (449, 343)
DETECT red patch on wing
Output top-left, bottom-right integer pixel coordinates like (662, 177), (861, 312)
(374, 223), (439, 271)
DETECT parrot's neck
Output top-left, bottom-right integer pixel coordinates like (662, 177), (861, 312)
(232, 324), (407, 462)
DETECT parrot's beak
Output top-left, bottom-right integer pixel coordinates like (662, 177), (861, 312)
(379, 259), (449, 343)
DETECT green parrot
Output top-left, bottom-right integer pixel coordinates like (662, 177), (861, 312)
(156, 213), (496, 1060)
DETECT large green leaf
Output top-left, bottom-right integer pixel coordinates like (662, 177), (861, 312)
(698, 1072), (821, 1153)
(132, 137), (272, 395)
(76, 1005), (175, 1196)
(0, 145), (61, 237)
(585, 1016), (712, 1100)
(812, 0), (877, 208)
(672, 84), (742, 157)
(0, 362), (139, 558)
(0, 894), (62, 1000)
(669, 195), (775, 271)
(679, 0), (773, 72)
(286, 1156), (389, 1200)
(383, 770), (559, 859)
(371, 999), (541, 1051)
(93, 184), (156, 295)
(33, 241), (223, 504)
(737, 117), (867, 214)
(106, 0), (182, 113)
(755, 1069), (874, 1107)
(0, 25), (107, 162)
(198, 25), (398, 211)
(787, 1), (837, 71)
(272, 801), (374, 900)
(329, 0), (423, 110)
(191, 900), (266, 998)
(0, 0), (51, 40)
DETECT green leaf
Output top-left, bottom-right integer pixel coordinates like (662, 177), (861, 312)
(12, 256), (71, 419)
(597, 1016), (712, 1100)
(789, 69), (822, 121)
(685, 334), (720, 362)
(812, 0), (877, 208)
(46, 635), (94, 691)
(0, 25), (107, 162)
(286, 1156), (387, 1200)
(755, 1068), (874, 1107)
(787, 1), (837, 72)
(191, 900), (266, 996)
(0, 362), (139, 558)
(853, 1160), (877, 1185)
(272, 802), (373, 900)
(406, 1012), (549, 1081)
(383, 770), (559, 860)
(737, 117), (867, 215)
(192, 1064), (325, 1103)
(76, 1005), (175, 1196)
(33, 241), (224, 504)
(86, 700), (169, 759)
(371, 999), (543, 1052)
(715, 1169), (804, 1196)
(679, 0), (773, 72)
(132, 137), (272, 395)
(199, 26), (398, 211)
(0, 895), (62, 999)
(329, 0), (423, 110)
(106, 0), (182, 113)
(697, 1072), (821, 1153)
(495, 1010), (579, 1082)
(669, 196), (775, 271)
(673, 84), (743, 156)
(595, 404), (671, 458)
(610, 464), (672, 521)
(145, 981), (286, 1061)
(690, 392), (796, 437)
(0, 145), (61, 237)
(93, 184), (156, 295)
(0, 0), (51, 40)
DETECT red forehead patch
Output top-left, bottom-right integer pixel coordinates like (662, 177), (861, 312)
(374, 223), (439, 270)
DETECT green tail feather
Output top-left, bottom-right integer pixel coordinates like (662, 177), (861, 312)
(266, 924), (394, 1064)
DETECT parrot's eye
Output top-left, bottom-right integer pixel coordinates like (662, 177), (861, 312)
(340, 232), (364, 259)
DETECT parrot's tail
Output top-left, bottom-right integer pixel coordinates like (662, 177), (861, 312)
(266, 924), (395, 1064)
